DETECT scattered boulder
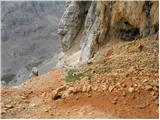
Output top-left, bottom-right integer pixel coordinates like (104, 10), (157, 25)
(82, 85), (87, 92)
(5, 104), (13, 109)
(29, 67), (39, 79)
(122, 91), (126, 97)
(87, 93), (91, 97)
(68, 87), (78, 94)
(122, 84), (127, 88)
(30, 103), (36, 107)
(52, 85), (79, 100)
(128, 87), (134, 93)
(1, 110), (6, 114)
(145, 85), (153, 91)
(75, 96), (79, 100)
(108, 86), (115, 92)
(113, 97), (118, 101)
(92, 86), (98, 91)
(86, 85), (92, 92)
(87, 60), (93, 65)
(102, 85), (107, 91)
(52, 92), (62, 100)
(62, 91), (70, 99)
(138, 44), (144, 52)
(112, 100), (117, 104)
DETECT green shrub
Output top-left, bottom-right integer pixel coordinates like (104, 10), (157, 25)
(78, 71), (93, 80)
(65, 69), (79, 82)
(1, 74), (16, 83)
(65, 69), (93, 82)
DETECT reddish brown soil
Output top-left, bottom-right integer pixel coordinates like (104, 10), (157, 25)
(1, 34), (159, 119)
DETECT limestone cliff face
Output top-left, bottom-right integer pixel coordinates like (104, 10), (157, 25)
(1, 1), (64, 86)
(58, 1), (158, 65)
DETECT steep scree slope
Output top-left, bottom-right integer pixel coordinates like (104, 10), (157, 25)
(1, 34), (159, 119)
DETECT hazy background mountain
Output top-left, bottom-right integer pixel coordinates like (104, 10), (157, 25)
(1, 1), (65, 86)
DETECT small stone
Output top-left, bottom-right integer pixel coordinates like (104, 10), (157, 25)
(155, 100), (159, 106)
(126, 74), (129, 77)
(153, 86), (158, 92)
(116, 82), (120, 86)
(68, 87), (75, 94)
(87, 93), (91, 97)
(62, 91), (69, 99)
(122, 91), (126, 97)
(112, 101), (117, 104)
(102, 85), (107, 91)
(122, 84), (127, 88)
(67, 111), (70, 114)
(92, 86), (98, 91)
(156, 109), (159, 114)
(23, 100), (30, 103)
(87, 61), (93, 65)
(50, 113), (54, 116)
(138, 105), (146, 109)
(150, 91), (155, 96)
(29, 67), (39, 79)
(44, 109), (49, 112)
(57, 112), (61, 116)
(138, 45), (144, 52)
(145, 85), (153, 91)
(21, 96), (26, 99)
(143, 79), (148, 83)
(113, 97), (118, 101)
(131, 95), (136, 100)
(153, 95), (158, 100)
(139, 72), (143, 76)
(128, 87), (134, 93)
(5, 105), (13, 109)
(108, 86), (115, 92)
(82, 85), (87, 92)
(31, 103), (36, 107)
(52, 106), (57, 109)
(75, 96), (79, 100)
(86, 85), (92, 92)
(41, 92), (46, 97)
(1, 110), (6, 114)
(134, 84), (138, 87)
(88, 112), (93, 115)
(52, 91), (62, 100)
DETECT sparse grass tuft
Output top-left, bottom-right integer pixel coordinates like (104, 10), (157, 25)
(65, 69), (79, 82)
(65, 69), (93, 82)
(78, 71), (93, 80)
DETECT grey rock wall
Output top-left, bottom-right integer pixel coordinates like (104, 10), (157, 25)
(58, 1), (159, 64)
(1, 1), (65, 86)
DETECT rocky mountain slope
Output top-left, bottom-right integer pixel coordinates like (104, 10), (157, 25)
(1, 1), (64, 86)
(1, 34), (159, 118)
(57, 1), (158, 66)
(1, 1), (159, 119)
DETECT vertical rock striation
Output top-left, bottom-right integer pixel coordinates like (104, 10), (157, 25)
(58, 1), (159, 64)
